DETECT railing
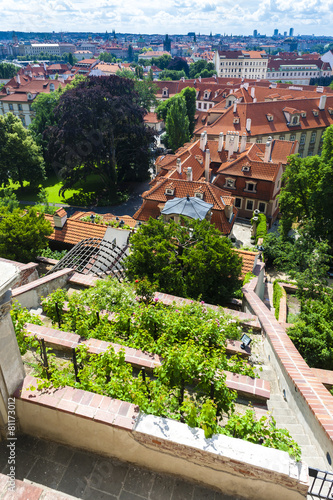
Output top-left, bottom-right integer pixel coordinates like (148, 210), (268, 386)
(308, 468), (333, 499)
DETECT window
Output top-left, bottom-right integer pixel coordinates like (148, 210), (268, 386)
(245, 182), (256, 192)
(9, 104), (13, 110)
(246, 199), (254, 211)
(225, 178), (235, 188)
(291, 115), (299, 125)
(194, 192), (203, 199)
(290, 134), (296, 141)
(21, 116), (26, 127)
(18, 104), (22, 111)
(279, 135), (285, 141)
(310, 131), (316, 144)
(235, 198), (242, 208)
(258, 202), (266, 213)
(300, 133), (306, 145)
(165, 188), (174, 195)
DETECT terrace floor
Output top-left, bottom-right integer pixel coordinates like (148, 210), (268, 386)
(0, 434), (235, 500)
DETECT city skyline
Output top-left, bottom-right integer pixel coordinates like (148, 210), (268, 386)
(0, 0), (333, 37)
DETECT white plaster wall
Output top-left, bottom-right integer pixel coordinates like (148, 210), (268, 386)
(16, 400), (308, 500)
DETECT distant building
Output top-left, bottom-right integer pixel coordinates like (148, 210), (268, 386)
(213, 50), (268, 80)
(273, 29), (279, 37)
(289, 28), (294, 37)
(253, 30), (258, 38)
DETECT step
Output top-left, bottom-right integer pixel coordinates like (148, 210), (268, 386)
(290, 434), (312, 446)
(277, 424), (306, 435)
(305, 456), (328, 470)
(0, 473), (81, 500)
(268, 407), (296, 417)
(272, 414), (299, 425)
(301, 444), (322, 458)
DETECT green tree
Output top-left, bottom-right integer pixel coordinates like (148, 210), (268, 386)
(116, 68), (135, 79)
(135, 65), (144, 79)
(46, 75), (154, 195)
(0, 207), (53, 262)
(133, 80), (158, 111)
(125, 217), (242, 306)
(0, 188), (19, 212)
(0, 113), (45, 189)
(159, 69), (186, 81)
(29, 76), (86, 172)
(165, 95), (190, 151)
(128, 45), (134, 62)
(0, 63), (19, 79)
(279, 125), (333, 242)
(156, 86), (196, 138)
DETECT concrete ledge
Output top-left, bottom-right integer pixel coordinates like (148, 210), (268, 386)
(14, 375), (308, 500)
(12, 269), (75, 308)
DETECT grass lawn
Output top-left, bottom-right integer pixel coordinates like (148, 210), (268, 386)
(2, 174), (107, 206)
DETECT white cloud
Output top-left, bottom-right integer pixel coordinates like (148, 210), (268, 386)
(0, 0), (332, 35)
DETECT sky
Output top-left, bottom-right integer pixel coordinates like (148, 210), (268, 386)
(1, 0), (333, 36)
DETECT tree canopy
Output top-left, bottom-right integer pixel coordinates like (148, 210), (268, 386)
(0, 113), (45, 189)
(0, 207), (53, 262)
(46, 75), (154, 196)
(278, 125), (333, 243)
(156, 86), (196, 140)
(125, 217), (242, 306)
(0, 63), (19, 79)
(165, 95), (190, 151)
(188, 60), (216, 79)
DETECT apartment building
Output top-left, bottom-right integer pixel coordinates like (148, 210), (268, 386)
(0, 76), (66, 127)
(195, 89), (333, 158)
(213, 50), (268, 80)
(266, 56), (332, 85)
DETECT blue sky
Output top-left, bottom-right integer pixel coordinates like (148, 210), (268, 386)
(0, 0), (332, 36)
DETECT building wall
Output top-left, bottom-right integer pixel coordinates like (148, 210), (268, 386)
(214, 52), (268, 80)
(0, 100), (34, 127)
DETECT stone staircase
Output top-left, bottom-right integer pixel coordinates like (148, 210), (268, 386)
(267, 393), (327, 470)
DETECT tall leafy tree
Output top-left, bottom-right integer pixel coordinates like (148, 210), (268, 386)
(0, 113), (45, 189)
(0, 207), (53, 262)
(156, 86), (196, 139)
(165, 95), (190, 151)
(278, 125), (333, 242)
(0, 63), (19, 79)
(46, 76), (154, 195)
(125, 217), (242, 306)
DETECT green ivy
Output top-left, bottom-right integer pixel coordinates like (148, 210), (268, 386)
(273, 281), (283, 320)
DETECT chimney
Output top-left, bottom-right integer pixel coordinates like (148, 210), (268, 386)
(186, 166), (193, 181)
(234, 131), (240, 151)
(53, 208), (67, 229)
(239, 132), (247, 153)
(233, 99), (237, 113)
(198, 75), (201, 82)
(200, 131), (207, 151)
(319, 95), (327, 111)
(176, 158), (182, 174)
(264, 136), (273, 162)
(253, 98), (257, 103)
(16, 74), (20, 85)
(205, 149), (210, 182)
(228, 136), (235, 161)
(246, 118), (251, 132)
(218, 132), (224, 152)
(250, 87), (255, 98)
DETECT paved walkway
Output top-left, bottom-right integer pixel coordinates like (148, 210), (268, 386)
(0, 435), (238, 500)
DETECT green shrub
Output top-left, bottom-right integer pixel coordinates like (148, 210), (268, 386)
(273, 281), (283, 320)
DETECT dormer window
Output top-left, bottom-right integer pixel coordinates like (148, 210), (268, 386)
(291, 115), (299, 125)
(6, 87), (10, 95)
(162, 87), (169, 97)
(233, 117), (240, 124)
(204, 90), (210, 100)
(225, 178), (235, 189)
(194, 192), (203, 199)
(49, 83), (55, 92)
(267, 114), (273, 122)
(328, 108), (333, 115)
(27, 93), (32, 100)
(301, 111), (306, 118)
(165, 188), (174, 195)
(313, 109), (319, 117)
(242, 165), (250, 172)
